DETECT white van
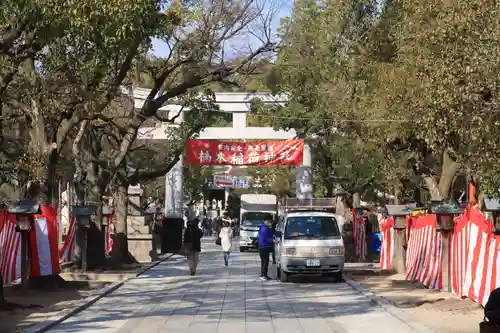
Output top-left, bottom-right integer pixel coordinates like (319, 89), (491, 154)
(274, 210), (345, 282)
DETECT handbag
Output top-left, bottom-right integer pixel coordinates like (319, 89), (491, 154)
(215, 237), (221, 246)
(179, 242), (192, 256)
(480, 318), (500, 333)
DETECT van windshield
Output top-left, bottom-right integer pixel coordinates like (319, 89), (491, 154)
(284, 216), (341, 240)
(242, 212), (273, 227)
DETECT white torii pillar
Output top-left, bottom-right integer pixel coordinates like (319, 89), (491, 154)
(136, 89), (314, 218)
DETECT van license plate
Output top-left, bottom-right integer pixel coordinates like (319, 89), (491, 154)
(306, 259), (320, 267)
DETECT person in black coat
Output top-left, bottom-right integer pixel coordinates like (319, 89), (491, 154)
(485, 287), (500, 326)
(183, 219), (203, 276)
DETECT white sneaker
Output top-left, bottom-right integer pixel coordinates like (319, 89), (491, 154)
(260, 276), (267, 281)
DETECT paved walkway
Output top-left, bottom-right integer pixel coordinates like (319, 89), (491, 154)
(47, 238), (426, 333)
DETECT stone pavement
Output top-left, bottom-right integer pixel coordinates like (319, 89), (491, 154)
(45, 237), (428, 333)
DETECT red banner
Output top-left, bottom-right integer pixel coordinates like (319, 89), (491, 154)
(185, 139), (304, 166)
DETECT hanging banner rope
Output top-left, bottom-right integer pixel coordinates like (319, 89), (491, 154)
(185, 139), (304, 166)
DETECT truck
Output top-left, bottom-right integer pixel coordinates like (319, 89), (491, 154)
(239, 194), (278, 252)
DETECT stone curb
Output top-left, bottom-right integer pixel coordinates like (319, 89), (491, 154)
(343, 274), (437, 333)
(23, 253), (175, 333)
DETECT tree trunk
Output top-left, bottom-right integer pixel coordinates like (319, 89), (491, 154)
(325, 182), (334, 197)
(111, 183), (134, 265)
(394, 183), (401, 204)
(438, 149), (461, 200)
(323, 154), (334, 197)
(72, 183), (84, 268)
(423, 175), (441, 200)
(352, 192), (361, 207)
(413, 186), (422, 206)
(423, 150), (460, 201)
(86, 185), (106, 269)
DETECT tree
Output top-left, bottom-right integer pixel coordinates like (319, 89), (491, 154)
(68, 0), (281, 265)
(2, 1), (174, 270)
(264, 0), (500, 205)
(2, 0), (156, 302)
(87, 0), (279, 198)
(184, 166), (214, 204)
(353, 0), (500, 199)
(253, 0), (388, 208)
(2, 0), (169, 205)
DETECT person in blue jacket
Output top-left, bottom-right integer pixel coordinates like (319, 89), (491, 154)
(258, 219), (274, 281)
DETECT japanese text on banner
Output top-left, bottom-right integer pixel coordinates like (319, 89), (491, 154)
(186, 139), (304, 166)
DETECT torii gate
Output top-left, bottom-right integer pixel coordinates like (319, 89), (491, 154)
(135, 88), (313, 218)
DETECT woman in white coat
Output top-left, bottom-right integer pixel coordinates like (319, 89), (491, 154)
(219, 220), (233, 266)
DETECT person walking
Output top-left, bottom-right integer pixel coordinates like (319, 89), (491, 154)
(219, 220), (233, 266)
(211, 217), (218, 237)
(201, 217), (207, 236)
(258, 219), (274, 281)
(183, 218), (203, 276)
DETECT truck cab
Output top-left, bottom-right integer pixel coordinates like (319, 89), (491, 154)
(239, 211), (275, 251)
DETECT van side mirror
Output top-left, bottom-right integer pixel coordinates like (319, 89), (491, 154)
(275, 231), (282, 238)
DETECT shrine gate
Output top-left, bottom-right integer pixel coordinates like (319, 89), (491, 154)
(135, 88), (313, 218)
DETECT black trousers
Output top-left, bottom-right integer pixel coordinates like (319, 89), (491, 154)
(259, 247), (272, 277)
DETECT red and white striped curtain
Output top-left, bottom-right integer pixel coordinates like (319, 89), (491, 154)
(450, 207), (500, 306)
(59, 214), (115, 262)
(379, 206), (500, 305)
(380, 217), (394, 270)
(0, 207), (60, 285)
(59, 216), (76, 263)
(0, 213), (21, 284)
(30, 207), (60, 277)
(404, 214), (443, 290)
(104, 214), (115, 257)
(353, 215), (367, 261)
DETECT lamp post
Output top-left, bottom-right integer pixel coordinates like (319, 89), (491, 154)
(386, 204), (416, 274)
(8, 200), (41, 288)
(71, 205), (98, 272)
(483, 198), (500, 235)
(429, 200), (461, 232)
(429, 200), (461, 292)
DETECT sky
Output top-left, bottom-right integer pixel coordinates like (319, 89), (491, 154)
(150, 0), (294, 58)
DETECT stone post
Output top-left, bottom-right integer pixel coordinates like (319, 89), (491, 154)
(127, 185), (142, 216)
(126, 185), (157, 262)
(391, 216), (407, 274)
(391, 229), (407, 274)
(439, 215), (454, 292)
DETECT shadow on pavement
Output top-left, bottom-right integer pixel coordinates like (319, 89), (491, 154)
(46, 239), (385, 332)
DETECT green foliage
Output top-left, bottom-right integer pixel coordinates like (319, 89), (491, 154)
(183, 166), (213, 204)
(1, 0), (277, 200)
(259, 0), (500, 201)
(358, 0), (500, 197)
(0, 0), (169, 196)
(254, 0), (388, 198)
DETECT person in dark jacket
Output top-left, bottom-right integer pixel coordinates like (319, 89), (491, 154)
(485, 287), (500, 326)
(183, 219), (203, 276)
(258, 219), (274, 281)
